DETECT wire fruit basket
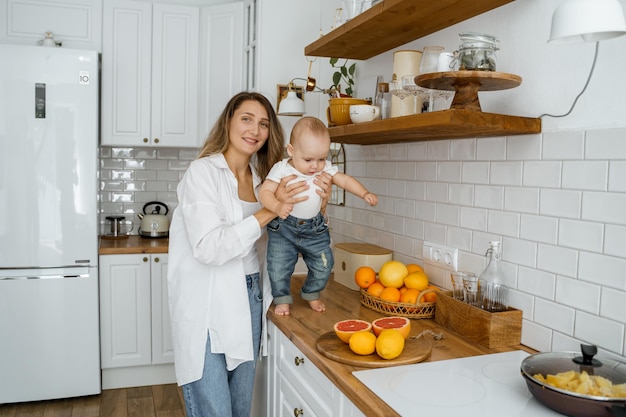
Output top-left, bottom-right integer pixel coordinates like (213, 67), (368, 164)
(359, 288), (439, 319)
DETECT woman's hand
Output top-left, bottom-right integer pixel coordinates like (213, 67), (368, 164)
(314, 172), (333, 212)
(275, 174), (308, 205)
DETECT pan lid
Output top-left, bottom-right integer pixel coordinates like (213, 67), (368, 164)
(521, 344), (626, 401)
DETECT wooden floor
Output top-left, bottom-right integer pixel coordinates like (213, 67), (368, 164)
(0, 385), (185, 417)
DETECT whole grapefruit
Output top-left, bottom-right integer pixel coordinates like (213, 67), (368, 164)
(378, 260), (408, 288)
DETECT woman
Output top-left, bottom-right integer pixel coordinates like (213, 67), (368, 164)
(167, 92), (332, 417)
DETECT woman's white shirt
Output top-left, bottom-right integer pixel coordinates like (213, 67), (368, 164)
(167, 154), (272, 386)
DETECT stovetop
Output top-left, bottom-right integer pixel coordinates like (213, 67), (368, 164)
(353, 350), (562, 417)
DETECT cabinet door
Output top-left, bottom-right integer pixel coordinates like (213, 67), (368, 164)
(101, 0), (152, 146)
(102, 1), (199, 147)
(277, 375), (323, 417)
(150, 254), (174, 364)
(99, 254), (152, 368)
(198, 2), (243, 136)
(151, 4), (199, 147)
(277, 330), (333, 416)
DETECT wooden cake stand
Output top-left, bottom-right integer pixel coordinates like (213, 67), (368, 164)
(415, 71), (522, 112)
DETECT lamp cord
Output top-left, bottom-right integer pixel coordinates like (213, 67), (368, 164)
(539, 41), (599, 118)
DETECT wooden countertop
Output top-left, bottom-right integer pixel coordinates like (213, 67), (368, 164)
(99, 235), (169, 254)
(269, 275), (532, 417)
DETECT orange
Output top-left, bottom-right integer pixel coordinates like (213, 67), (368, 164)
(354, 266), (376, 289)
(422, 285), (440, 303)
(334, 319), (372, 344)
(399, 286), (408, 295)
(404, 270), (429, 291)
(366, 281), (385, 297)
(379, 287), (401, 303)
(375, 329), (405, 360)
(372, 317), (411, 339)
(378, 260), (408, 288)
(399, 288), (420, 304)
(348, 331), (377, 355)
(406, 263), (424, 274)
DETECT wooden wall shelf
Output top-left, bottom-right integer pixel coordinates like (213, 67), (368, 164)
(305, 0), (514, 60)
(327, 110), (541, 144)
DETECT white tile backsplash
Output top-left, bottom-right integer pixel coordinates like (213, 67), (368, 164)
(533, 298), (575, 336)
(504, 187), (539, 214)
(522, 161), (561, 188)
(608, 161), (626, 192)
(99, 146), (190, 227)
(574, 312), (624, 354)
(490, 161), (522, 185)
(555, 275), (601, 314)
(582, 191), (626, 225)
(558, 219), (604, 252)
(331, 130), (626, 359)
(605, 224), (626, 258)
(562, 161), (608, 191)
(476, 136), (506, 160)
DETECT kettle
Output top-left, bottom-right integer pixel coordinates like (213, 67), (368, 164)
(137, 201), (170, 238)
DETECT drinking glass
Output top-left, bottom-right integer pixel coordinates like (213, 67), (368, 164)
(451, 271), (475, 301)
(463, 274), (481, 307)
(419, 46), (444, 112)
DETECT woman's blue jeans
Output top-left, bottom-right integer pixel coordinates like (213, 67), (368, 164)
(181, 273), (263, 417)
(267, 212), (334, 305)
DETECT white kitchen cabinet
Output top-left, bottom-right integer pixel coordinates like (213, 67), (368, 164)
(266, 320), (366, 417)
(101, 0), (199, 147)
(99, 253), (175, 389)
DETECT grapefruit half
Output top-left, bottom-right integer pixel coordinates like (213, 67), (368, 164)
(372, 316), (411, 339)
(334, 319), (373, 344)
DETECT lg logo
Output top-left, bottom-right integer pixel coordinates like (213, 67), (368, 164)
(79, 70), (90, 85)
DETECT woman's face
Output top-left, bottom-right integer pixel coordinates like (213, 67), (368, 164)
(228, 100), (270, 157)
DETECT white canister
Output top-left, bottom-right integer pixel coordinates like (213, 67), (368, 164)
(392, 50), (422, 117)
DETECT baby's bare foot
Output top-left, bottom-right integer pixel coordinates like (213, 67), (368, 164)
(308, 299), (326, 312)
(274, 304), (290, 316)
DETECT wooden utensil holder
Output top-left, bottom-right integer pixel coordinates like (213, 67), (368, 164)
(434, 291), (522, 348)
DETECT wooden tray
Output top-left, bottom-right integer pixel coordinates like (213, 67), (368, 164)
(316, 332), (431, 368)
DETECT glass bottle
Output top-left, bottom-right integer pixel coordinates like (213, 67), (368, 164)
(479, 241), (509, 312)
(374, 82), (391, 119)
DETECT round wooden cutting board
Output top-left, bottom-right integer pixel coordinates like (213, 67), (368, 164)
(316, 332), (432, 368)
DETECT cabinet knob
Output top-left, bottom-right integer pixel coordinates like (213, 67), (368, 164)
(154, 138), (159, 144)
(154, 257), (160, 263)
(294, 356), (304, 366)
(293, 408), (303, 417)
(143, 257), (148, 262)
(143, 138), (149, 143)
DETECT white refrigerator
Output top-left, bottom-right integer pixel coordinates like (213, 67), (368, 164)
(0, 44), (101, 403)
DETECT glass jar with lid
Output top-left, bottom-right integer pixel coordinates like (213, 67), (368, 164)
(457, 32), (499, 71)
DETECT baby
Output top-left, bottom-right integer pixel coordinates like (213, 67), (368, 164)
(259, 116), (378, 316)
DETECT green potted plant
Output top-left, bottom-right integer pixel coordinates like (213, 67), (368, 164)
(329, 58), (357, 97)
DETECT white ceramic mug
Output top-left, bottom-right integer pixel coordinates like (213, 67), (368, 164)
(349, 104), (380, 123)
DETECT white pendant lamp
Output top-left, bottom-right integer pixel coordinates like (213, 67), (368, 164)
(549, 0), (626, 44)
(277, 90), (305, 116)
(540, 0), (626, 118)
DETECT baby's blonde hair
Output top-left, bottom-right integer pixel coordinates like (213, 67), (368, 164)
(290, 116), (329, 146)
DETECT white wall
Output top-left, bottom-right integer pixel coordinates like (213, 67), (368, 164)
(325, 0), (626, 361)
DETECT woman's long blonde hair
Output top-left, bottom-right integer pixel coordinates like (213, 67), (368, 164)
(197, 92), (284, 181)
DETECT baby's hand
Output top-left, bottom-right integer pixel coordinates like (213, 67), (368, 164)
(276, 203), (293, 219)
(364, 193), (378, 206)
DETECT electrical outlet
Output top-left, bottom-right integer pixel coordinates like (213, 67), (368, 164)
(422, 241), (458, 271)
